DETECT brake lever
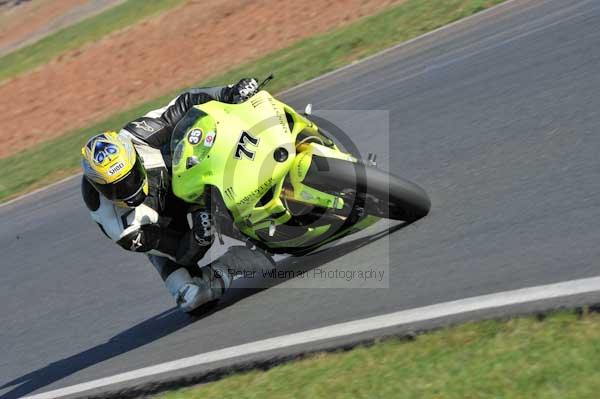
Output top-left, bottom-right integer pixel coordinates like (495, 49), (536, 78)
(257, 74), (274, 91)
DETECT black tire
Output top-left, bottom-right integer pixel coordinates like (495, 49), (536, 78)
(303, 156), (431, 222)
(362, 165), (431, 221)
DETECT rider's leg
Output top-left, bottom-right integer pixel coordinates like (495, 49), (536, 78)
(206, 245), (275, 287)
(148, 254), (220, 312)
(148, 246), (274, 313)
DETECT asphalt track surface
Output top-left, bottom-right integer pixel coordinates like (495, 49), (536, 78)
(2, 0), (600, 397)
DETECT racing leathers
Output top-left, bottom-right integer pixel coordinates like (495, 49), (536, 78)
(81, 79), (267, 312)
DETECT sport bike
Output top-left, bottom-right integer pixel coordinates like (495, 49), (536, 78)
(170, 78), (430, 255)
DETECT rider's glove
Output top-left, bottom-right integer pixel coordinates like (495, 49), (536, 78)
(116, 223), (161, 252)
(224, 78), (259, 104)
(190, 210), (214, 246)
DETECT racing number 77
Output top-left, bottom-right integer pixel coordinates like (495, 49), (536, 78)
(234, 131), (259, 160)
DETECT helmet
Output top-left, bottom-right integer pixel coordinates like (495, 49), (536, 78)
(81, 131), (148, 207)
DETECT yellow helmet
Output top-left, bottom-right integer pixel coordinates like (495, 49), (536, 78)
(81, 131), (148, 207)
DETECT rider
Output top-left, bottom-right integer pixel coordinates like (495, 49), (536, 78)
(81, 78), (272, 313)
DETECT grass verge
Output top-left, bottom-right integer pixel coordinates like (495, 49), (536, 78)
(156, 311), (600, 399)
(0, 0), (185, 82)
(0, 0), (504, 202)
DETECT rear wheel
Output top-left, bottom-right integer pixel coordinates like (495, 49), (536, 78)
(303, 156), (431, 222)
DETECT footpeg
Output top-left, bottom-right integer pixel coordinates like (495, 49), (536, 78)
(367, 153), (378, 167)
(268, 220), (277, 237)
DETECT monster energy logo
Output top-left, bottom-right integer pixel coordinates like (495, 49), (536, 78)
(236, 177), (273, 206)
(224, 187), (235, 200)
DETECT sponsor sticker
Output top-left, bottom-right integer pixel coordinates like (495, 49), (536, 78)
(132, 120), (155, 132)
(188, 129), (203, 145)
(204, 131), (216, 147)
(108, 161), (125, 175)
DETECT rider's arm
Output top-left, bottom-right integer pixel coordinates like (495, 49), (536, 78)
(82, 177), (182, 260)
(122, 79), (258, 148)
(158, 87), (229, 130)
(82, 177), (212, 265)
(122, 86), (229, 148)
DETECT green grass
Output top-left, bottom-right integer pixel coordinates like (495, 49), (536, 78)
(0, 0), (504, 201)
(156, 311), (600, 399)
(0, 0), (185, 82)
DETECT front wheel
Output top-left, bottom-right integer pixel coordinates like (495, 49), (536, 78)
(361, 165), (430, 221)
(303, 156), (431, 222)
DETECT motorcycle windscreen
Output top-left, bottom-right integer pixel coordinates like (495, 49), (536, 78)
(171, 107), (217, 169)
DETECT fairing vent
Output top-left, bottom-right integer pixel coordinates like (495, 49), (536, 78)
(285, 111), (295, 134)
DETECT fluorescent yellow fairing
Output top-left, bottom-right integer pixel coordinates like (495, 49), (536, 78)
(172, 92), (296, 221)
(170, 90), (379, 251)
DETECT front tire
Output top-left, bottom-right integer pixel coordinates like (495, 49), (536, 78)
(303, 156), (431, 222)
(362, 166), (430, 221)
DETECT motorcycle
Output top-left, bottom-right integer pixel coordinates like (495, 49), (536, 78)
(170, 77), (430, 255)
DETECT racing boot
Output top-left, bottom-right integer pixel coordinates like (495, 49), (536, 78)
(164, 268), (221, 313)
(165, 263), (237, 313)
(148, 255), (217, 313)
(162, 246), (274, 313)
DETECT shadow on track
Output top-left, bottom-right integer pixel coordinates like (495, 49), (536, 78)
(0, 307), (191, 399)
(0, 223), (405, 399)
(214, 222), (407, 311)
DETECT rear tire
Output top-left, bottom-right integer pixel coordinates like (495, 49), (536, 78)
(303, 156), (431, 222)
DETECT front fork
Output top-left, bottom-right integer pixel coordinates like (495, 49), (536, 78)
(284, 142), (357, 212)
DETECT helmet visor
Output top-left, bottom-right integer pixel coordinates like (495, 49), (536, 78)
(92, 158), (147, 202)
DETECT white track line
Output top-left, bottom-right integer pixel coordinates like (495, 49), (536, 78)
(2, 0), (521, 208)
(22, 275), (600, 399)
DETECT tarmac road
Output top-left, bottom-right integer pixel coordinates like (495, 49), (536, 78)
(2, 0), (600, 397)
